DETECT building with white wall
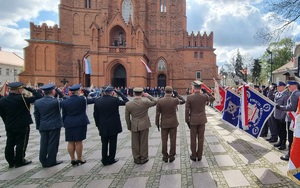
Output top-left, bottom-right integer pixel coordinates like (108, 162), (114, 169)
(0, 48), (24, 85)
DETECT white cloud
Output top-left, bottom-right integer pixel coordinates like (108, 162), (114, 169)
(0, 0), (59, 26)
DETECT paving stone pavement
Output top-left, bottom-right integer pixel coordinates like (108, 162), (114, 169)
(0, 97), (298, 188)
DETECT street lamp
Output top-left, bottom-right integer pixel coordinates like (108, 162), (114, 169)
(266, 49), (273, 83)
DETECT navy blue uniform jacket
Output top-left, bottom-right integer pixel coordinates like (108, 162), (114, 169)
(0, 91), (42, 131)
(61, 95), (94, 128)
(34, 96), (64, 131)
(94, 95), (129, 137)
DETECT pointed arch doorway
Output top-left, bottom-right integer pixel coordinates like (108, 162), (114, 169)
(157, 74), (166, 87)
(112, 64), (127, 87)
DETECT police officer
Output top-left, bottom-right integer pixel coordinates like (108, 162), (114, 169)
(94, 85), (129, 166)
(61, 84), (95, 166)
(185, 80), (215, 161)
(34, 84), (64, 168)
(276, 80), (300, 161)
(0, 82), (42, 168)
(156, 86), (185, 163)
(125, 87), (157, 164)
(273, 81), (289, 150)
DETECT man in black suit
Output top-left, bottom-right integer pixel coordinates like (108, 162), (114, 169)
(0, 82), (42, 168)
(93, 85), (129, 166)
(34, 84), (64, 168)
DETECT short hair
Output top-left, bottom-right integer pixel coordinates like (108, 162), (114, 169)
(44, 90), (53, 95)
(134, 92), (142, 96)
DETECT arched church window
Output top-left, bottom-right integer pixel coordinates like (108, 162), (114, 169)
(158, 59), (166, 71)
(160, 0), (166, 12)
(122, 0), (133, 24)
(85, 0), (91, 8)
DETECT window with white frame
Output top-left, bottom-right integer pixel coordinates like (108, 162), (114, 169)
(196, 71), (201, 79)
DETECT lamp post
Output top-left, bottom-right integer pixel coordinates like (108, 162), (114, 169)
(266, 49), (273, 83)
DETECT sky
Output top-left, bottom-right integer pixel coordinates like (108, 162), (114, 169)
(0, 0), (300, 69)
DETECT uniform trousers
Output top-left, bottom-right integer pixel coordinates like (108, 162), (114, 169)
(39, 128), (61, 167)
(190, 124), (205, 159)
(275, 119), (286, 144)
(5, 125), (30, 166)
(101, 134), (118, 164)
(268, 114), (278, 139)
(161, 127), (177, 160)
(131, 128), (149, 163)
(287, 121), (294, 153)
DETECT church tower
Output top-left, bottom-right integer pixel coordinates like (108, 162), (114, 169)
(20, 0), (218, 93)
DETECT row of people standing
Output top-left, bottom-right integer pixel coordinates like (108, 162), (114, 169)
(259, 80), (300, 161)
(0, 80), (215, 168)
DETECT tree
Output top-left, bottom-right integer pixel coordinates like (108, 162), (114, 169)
(251, 59), (262, 84)
(256, 0), (300, 43)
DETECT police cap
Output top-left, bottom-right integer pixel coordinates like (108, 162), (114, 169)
(40, 83), (55, 91)
(69, 84), (81, 91)
(8, 82), (24, 90)
(103, 85), (114, 92)
(287, 80), (299, 86)
(278, 81), (286, 87)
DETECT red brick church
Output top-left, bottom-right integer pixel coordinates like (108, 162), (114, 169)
(20, 0), (218, 93)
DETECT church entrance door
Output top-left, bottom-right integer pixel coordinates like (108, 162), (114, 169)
(157, 74), (166, 87)
(112, 64), (126, 87)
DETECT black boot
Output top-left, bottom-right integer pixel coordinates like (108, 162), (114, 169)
(274, 140), (282, 147)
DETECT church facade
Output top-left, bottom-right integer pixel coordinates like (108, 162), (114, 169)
(20, 0), (218, 93)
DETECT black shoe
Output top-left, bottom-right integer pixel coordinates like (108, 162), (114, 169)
(101, 159), (109, 166)
(266, 137), (273, 141)
(47, 160), (63, 168)
(274, 142), (281, 147)
(169, 157), (175, 163)
(163, 158), (168, 163)
(77, 160), (86, 165)
(108, 158), (119, 165)
(140, 159), (149, 164)
(15, 159), (32, 168)
(190, 155), (196, 162)
(280, 155), (289, 161)
(269, 139), (278, 143)
(197, 157), (202, 161)
(8, 164), (14, 168)
(71, 160), (78, 166)
(278, 145), (286, 150)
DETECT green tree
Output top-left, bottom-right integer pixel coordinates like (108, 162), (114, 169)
(251, 59), (262, 84)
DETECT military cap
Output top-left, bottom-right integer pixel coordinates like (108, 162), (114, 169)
(8, 82), (24, 90)
(40, 83), (55, 91)
(262, 85), (266, 88)
(165, 86), (173, 93)
(271, 83), (277, 86)
(133, 87), (143, 93)
(192, 80), (202, 86)
(278, 81), (286, 87)
(102, 85), (114, 92)
(69, 84), (81, 91)
(287, 80), (299, 86)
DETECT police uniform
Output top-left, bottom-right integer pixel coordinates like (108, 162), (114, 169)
(277, 80), (300, 161)
(185, 80), (215, 161)
(0, 82), (42, 168)
(34, 84), (63, 167)
(61, 84), (95, 165)
(273, 81), (289, 150)
(156, 86), (185, 162)
(125, 87), (157, 164)
(93, 85), (129, 166)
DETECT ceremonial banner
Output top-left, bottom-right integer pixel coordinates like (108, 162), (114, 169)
(222, 89), (240, 127)
(287, 111), (296, 131)
(201, 83), (213, 94)
(239, 86), (275, 138)
(213, 79), (225, 112)
(288, 96), (300, 185)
